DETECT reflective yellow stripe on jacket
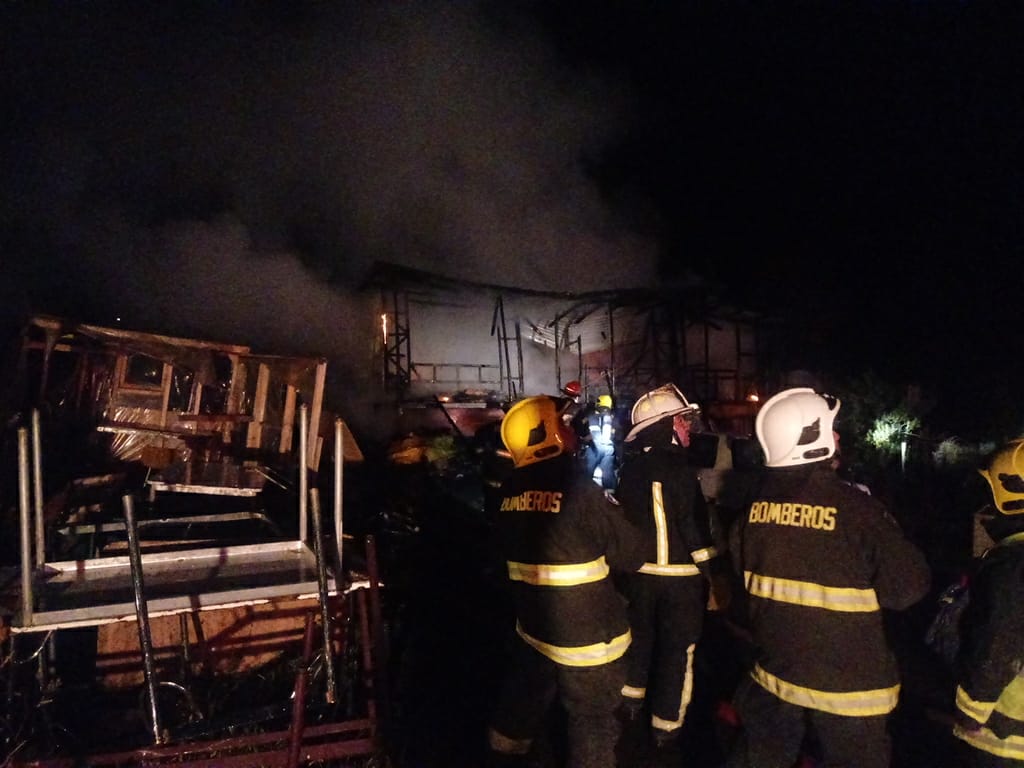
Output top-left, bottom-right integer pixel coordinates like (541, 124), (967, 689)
(744, 571), (880, 612)
(517, 621), (631, 667)
(508, 556), (609, 586)
(957, 685), (997, 724)
(692, 546), (717, 563)
(653, 481), (668, 562)
(752, 663), (899, 716)
(956, 677), (1024, 732)
(955, 725), (1024, 760)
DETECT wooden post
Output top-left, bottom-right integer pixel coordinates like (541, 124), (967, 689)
(280, 385), (297, 454)
(308, 361), (326, 471)
(159, 362), (172, 429)
(246, 363), (270, 450)
(334, 418), (344, 577)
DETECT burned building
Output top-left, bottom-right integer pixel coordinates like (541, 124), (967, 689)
(365, 262), (774, 439)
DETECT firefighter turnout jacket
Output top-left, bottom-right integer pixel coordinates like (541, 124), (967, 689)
(496, 454), (644, 667)
(730, 462), (930, 718)
(954, 529), (1024, 760)
(616, 426), (719, 580)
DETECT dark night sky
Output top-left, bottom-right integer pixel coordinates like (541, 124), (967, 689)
(2, 1), (1022, 436)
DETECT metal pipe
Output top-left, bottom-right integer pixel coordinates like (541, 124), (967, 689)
(704, 305), (711, 399)
(123, 493), (165, 744)
(401, 291), (412, 393)
(607, 302), (616, 396)
(31, 409), (45, 567)
(574, 336), (583, 384)
(365, 534), (388, 734)
(309, 488), (337, 705)
(5, 634), (17, 713)
(499, 298), (515, 402)
(334, 418), (344, 578)
(18, 427), (33, 627)
(286, 612), (317, 768)
(299, 404), (308, 543)
(356, 588), (376, 721)
(553, 315), (561, 390)
(515, 321), (524, 399)
(178, 613), (192, 684)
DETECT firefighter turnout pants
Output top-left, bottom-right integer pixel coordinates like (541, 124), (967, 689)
(728, 677), (891, 768)
(488, 634), (626, 768)
(620, 572), (704, 737)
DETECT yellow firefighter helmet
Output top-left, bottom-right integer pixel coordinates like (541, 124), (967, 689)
(755, 387), (840, 467)
(501, 395), (576, 469)
(980, 439), (1024, 515)
(596, 394), (613, 410)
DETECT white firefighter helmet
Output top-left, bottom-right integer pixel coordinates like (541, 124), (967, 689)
(980, 439), (1024, 515)
(626, 383), (699, 443)
(500, 395), (577, 469)
(755, 387), (840, 467)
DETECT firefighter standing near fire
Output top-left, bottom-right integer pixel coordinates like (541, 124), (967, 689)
(615, 384), (730, 756)
(728, 387), (930, 768)
(561, 379), (583, 404)
(952, 439), (1024, 766)
(560, 380), (586, 437)
(486, 394), (644, 768)
(585, 394), (619, 492)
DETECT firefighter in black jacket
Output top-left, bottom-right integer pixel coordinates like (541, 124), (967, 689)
(728, 388), (930, 768)
(486, 394), (645, 768)
(953, 438), (1024, 765)
(615, 383), (728, 750)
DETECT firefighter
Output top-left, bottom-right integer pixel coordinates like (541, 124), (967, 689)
(585, 394), (619, 491)
(561, 379), (583, 403)
(615, 383), (731, 754)
(476, 414), (515, 518)
(486, 394), (644, 768)
(560, 380), (586, 435)
(953, 439), (1024, 766)
(728, 387), (930, 768)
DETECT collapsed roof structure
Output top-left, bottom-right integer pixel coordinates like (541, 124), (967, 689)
(365, 261), (776, 437)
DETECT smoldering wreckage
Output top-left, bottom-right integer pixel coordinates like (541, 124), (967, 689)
(0, 267), (966, 767)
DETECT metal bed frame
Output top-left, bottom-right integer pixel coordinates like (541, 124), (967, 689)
(4, 407), (388, 767)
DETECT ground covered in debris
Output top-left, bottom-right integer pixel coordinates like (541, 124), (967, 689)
(0, 429), (982, 768)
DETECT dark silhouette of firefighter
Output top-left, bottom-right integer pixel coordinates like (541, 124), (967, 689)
(615, 383), (731, 757)
(727, 387), (930, 768)
(559, 380), (586, 446)
(953, 439), (1024, 766)
(476, 414), (514, 518)
(583, 394), (618, 491)
(486, 395), (644, 768)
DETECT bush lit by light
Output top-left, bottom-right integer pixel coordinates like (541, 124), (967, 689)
(932, 439), (997, 467)
(866, 411), (920, 454)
